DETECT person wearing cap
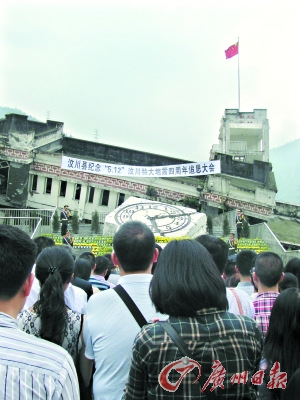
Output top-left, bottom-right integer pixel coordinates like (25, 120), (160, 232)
(60, 205), (70, 236)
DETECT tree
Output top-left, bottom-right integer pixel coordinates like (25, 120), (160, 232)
(207, 214), (213, 235)
(52, 210), (60, 233)
(181, 196), (199, 210)
(223, 214), (230, 237)
(91, 210), (100, 234)
(146, 185), (158, 198)
(71, 210), (79, 234)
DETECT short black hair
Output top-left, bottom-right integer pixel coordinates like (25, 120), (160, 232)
(79, 251), (96, 268)
(33, 236), (55, 257)
(224, 261), (236, 278)
(254, 252), (283, 287)
(279, 272), (299, 292)
(150, 239), (228, 316)
(94, 256), (109, 274)
(285, 258), (300, 288)
(75, 258), (92, 281)
(195, 234), (229, 274)
(113, 221), (155, 272)
(0, 225), (37, 300)
(236, 250), (257, 276)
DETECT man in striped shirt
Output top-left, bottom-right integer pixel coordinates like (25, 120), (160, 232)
(0, 225), (79, 400)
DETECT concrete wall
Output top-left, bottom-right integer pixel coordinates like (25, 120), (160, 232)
(275, 201), (300, 219)
(63, 136), (193, 166)
(6, 162), (30, 207)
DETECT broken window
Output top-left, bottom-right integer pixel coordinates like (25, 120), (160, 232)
(88, 186), (95, 203)
(117, 193), (125, 207)
(45, 177), (52, 194)
(31, 174), (38, 191)
(101, 189), (110, 206)
(75, 183), (81, 200)
(60, 180), (67, 197)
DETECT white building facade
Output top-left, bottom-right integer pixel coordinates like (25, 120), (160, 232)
(0, 111), (278, 224)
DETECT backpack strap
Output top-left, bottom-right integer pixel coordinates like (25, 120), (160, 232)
(158, 321), (216, 399)
(229, 288), (244, 316)
(159, 321), (193, 360)
(113, 285), (147, 328)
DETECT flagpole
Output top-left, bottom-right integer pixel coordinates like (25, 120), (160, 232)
(238, 37), (240, 110)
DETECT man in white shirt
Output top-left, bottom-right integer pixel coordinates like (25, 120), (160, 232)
(81, 221), (166, 400)
(235, 249), (257, 297)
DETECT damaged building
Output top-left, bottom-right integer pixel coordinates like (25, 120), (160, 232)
(0, 109), (300, 252)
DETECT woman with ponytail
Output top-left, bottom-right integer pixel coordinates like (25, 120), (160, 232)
(18, 246), (83, 361)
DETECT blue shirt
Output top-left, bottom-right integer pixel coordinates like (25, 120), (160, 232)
(89, 275), (111, 291)
(0, 312), (79, 399)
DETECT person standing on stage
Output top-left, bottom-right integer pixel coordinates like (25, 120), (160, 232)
(235, 209), (245, 239)
(60, 205), (71, 236)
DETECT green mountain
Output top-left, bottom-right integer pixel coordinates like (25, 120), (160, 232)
(0, 106), (40, 122)
(270, 139), (300, 205)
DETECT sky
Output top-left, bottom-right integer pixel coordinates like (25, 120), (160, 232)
(1, 0), (299, 162)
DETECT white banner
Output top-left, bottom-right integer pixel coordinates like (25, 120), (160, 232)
(61, 156), (221, 178)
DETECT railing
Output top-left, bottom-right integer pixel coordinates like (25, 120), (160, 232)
(31, 218), (43, 239)
(212, 212), (300, 263)
(0, 208), (55, 225)
(249, 223), (286, 255)
(99, 212), (109, 224)
(0, 208), (56, 238)
(0, 217), (42, 239)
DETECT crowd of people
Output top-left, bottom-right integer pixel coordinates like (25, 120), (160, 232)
(0, 220), (299, 399)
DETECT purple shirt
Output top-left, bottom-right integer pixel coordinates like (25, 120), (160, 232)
(253, 291), (279, 336)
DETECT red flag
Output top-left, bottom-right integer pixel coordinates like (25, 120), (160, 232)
(225, 42), (238, 59)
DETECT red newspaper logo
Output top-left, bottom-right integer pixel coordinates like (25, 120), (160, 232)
(251, 370), (265, 385)
(159, 358), (287, 393)
(158, 357), (201, 392)
(267, 362), (287, 390)
(230, 371), (249, 385)
(201, 360), (226, 393)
